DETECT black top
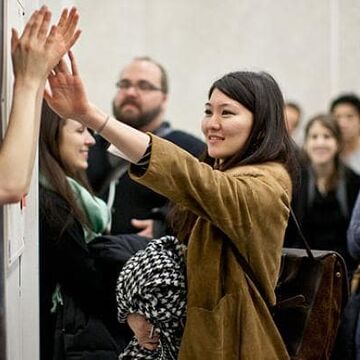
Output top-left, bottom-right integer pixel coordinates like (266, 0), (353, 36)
(39, 186), (135, 359)
(87, 122), (205, 235)
(39, 187), (109, 311)
(305, 188), (349, 254)
(285, 165), (360, 275)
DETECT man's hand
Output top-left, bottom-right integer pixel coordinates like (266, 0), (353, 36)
(131, 218), (154, 238)
(127, 313), (160, 350)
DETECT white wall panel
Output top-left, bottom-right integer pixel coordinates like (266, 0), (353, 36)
(73, 0), (360, 141)
(3, 2), (39, 360)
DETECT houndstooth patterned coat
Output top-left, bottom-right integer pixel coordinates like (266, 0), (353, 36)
(116, 235), (187, 359)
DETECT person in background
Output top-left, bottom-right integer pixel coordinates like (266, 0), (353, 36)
(45, 52), (299, 359)
(285, 114), (360, 276)
(284, 101), (302, 136)
(330, 93), (360, 174)
(87, 57), (205, 237)
(0, 6), (80, 204)
(39, 102), (150, 359)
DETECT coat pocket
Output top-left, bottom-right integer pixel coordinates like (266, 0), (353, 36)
(179, 293), (239, 360)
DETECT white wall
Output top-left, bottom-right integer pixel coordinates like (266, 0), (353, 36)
(3, 1), (40, 359)
(71, 0), (360, 141)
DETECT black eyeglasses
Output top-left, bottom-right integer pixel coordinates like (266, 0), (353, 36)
(116, 80), (162, 93)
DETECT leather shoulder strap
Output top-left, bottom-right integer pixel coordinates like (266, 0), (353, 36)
(223, 209), (312, 306)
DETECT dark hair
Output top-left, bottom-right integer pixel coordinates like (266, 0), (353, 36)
(304, 113), (343, 192)
(133, 56), (169, 94)
(39, 101), (91, 231)
(330, 93), (360, 116)
(285, 101), (302, 115)
(170, 71), (300, 240)
(208, 71), (298, 172)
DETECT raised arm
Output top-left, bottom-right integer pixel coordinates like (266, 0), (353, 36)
(45, 52), (150, 164)
(0, 6), (80, 204)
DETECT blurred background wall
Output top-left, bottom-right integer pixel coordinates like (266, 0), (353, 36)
(63, 0), (360, 141)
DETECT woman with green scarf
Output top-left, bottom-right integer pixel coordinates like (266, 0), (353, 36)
(39, 102), (143, 359)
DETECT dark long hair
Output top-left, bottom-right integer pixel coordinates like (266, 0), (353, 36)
(304, 113), (343, 192)
(39, 101), (91, 230)
(170, 71), (300, 240)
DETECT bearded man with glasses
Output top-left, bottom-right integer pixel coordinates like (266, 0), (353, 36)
(87, 56), (205, 237)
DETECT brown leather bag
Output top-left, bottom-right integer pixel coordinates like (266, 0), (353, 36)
(274, 248), (348, 359)
(225, 211), (349, 359)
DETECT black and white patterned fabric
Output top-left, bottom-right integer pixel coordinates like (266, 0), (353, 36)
(116, 235), (187, 360)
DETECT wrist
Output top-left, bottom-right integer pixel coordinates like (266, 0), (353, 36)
(13, 77), (43, 92)
(79, 103), (108, 130)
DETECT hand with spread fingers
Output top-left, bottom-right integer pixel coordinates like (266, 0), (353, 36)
(11, 6), (81, 84)
(45, 50), (151, 164)
(0, 6), (81, 205)
(45, 51), (91, 122)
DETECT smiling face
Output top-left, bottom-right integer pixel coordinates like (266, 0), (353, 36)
(59, 119), (95, 174)
(201, 88), (254, 162)
(304, 121), (339, 166)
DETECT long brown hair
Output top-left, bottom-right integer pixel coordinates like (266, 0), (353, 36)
(39, 101), (91, 230)
(304, 113), (343, 192)
(169, 71), (300, 241)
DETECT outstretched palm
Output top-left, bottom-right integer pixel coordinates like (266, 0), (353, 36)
(11, 7), (81, 83)
(45, 51), (90, 121)
(44, 8), (81, 73)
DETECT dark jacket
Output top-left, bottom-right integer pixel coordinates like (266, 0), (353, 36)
(348, 190), (360, 260)
(285, 164), (360, 275)
(87, 122), (205, 235)
(39, 186), (148, 360)
(331, 290), (360, 360)
(345, 192), (360, 360)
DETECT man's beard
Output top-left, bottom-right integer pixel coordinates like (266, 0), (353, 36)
(112, 100), (162, 130)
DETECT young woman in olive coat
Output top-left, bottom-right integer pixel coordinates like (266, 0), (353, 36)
(44, 54), (298, 359)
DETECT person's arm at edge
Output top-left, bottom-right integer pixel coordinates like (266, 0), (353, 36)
(0, 79), (44, 203)
(0, 7), (80, 204)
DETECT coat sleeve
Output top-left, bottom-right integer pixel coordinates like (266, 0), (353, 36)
(129, 135), (291, 248)
(348, 190), (360, 260)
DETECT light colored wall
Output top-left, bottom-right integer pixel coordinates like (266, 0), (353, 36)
(72, 0), (360, 141)
(3, 1), (40, 359)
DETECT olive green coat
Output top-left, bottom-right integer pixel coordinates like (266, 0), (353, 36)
(130, 135), (291, 360)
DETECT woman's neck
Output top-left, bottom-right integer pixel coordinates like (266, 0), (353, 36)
(312, 162), (336, 194)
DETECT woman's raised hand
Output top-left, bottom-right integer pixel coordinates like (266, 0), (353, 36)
(11, 6), (81, 85)
(45, 37), (150, 163)
(45, 51), (91, 122)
